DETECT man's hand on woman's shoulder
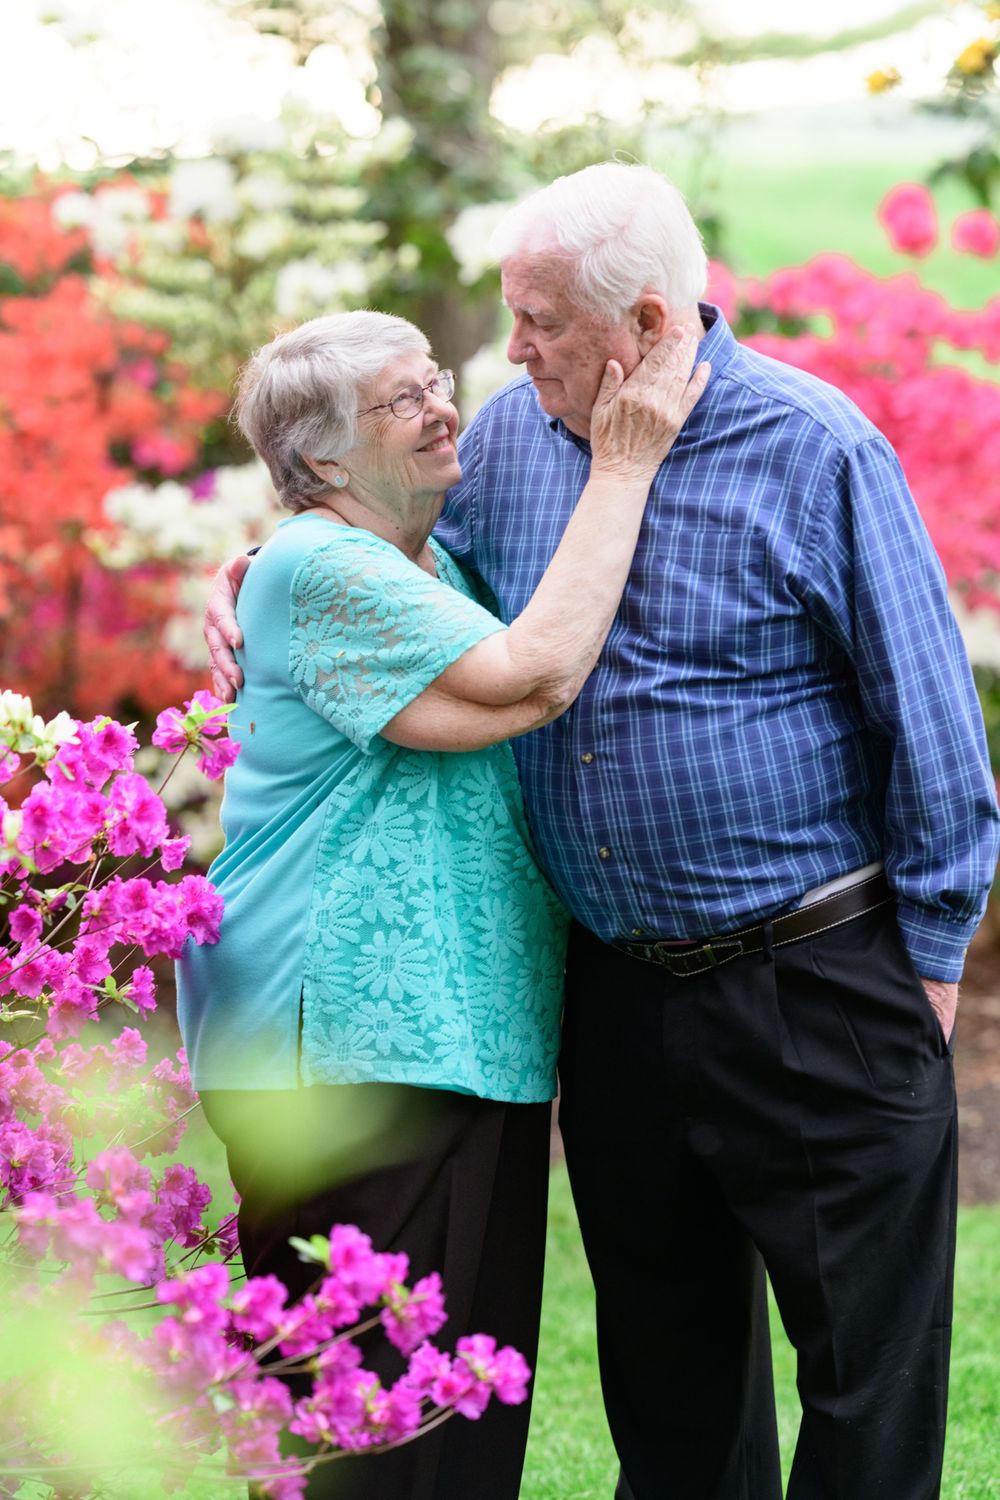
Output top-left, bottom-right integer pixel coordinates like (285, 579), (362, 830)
(205, 554), (251, 701)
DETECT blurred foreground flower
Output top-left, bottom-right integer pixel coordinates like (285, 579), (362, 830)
(0, 692), (530, 1494)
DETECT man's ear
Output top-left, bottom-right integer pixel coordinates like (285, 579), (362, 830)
(634, 296), (670, 355)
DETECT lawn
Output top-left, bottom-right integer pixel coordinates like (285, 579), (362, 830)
(522, 1162), (1000, 1500)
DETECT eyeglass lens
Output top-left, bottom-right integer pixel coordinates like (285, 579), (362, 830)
(391, 371), (455, 418)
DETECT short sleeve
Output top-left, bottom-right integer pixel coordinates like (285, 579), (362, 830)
(288, 533), (507, 753)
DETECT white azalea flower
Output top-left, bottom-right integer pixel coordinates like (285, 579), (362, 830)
(460, 341), (514, 422)
(274, 257), (368, 319)
(445, 202), (512, 286)
(51, 192), (95, 230)
(212, 115), (285, 156)
(0, 691), (35, 734)
(169, 158), (239, 223)
(237, 173), (295, 213)
(950, 595), (1000, 669)
(235, 216), (293, 262)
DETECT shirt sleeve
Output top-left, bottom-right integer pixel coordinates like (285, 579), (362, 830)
(288, 533), (507, 755)
(800, 435), (1000, 981)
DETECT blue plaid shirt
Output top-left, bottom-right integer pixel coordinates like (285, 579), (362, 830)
(436, 305), (1000, 982)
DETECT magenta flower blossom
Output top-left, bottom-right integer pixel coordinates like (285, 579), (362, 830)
(951, 208), (1000, 259)
(197, 735), (241, 779)
(156, 1162), (212, 1246)
(8, 905), (42, 947)
(877, 183), (938, 258)
(50, 717), (139, 787)
(231, 1275), (289, 1341)
(381, 1270), (448, 1354)
(86, 1147), (151, 1210)
(153, 691), (239, 781)
(106, 772), (170, 857)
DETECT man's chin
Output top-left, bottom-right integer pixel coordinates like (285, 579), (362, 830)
(530, 379), (564, 414)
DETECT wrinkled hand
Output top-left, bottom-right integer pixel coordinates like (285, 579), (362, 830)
(920, 977), (958, 1043)
(205, 554), (250, 702)
(589, 326), (710, 482)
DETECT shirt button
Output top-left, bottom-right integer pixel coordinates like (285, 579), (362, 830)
(580, 752), (595, 765)
(598, 846), (611, 860)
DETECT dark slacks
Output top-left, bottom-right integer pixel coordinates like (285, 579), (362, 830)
(200, 1083), (551, 1500)
(558, 905), (958, 1500)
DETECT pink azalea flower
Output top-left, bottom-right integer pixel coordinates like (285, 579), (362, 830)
(86, 1146), (151, 1208)
(159, 834), (190, 871)
(156, 1162), (212, 1245)
(197, 736), (240, 780)
(877, 183), (938, 258)
(951, 208), (1000, 259)
(106, 772), (169, 857)
(8, 903), (42, 947)
(125, 964), (157, 1016)
(151, 706), (190, 755)
(231, 1275), (288, 1341)
(381, 1270), (447, 1355)
(102, 1218), (160, 1282)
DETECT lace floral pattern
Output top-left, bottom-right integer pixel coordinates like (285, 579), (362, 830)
(289, 533), (568, 1103)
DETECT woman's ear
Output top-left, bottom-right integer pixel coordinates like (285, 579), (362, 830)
(302, 455), (347, 486)
(633, 296), (670, 355)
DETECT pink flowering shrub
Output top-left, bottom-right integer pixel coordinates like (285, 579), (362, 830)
(706, 185), (1000, 614)
(0, 692), (530, 1494)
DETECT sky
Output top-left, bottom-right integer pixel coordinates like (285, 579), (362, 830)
(0, 0), (987, 169)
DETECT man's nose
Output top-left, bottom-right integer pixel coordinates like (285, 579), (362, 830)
(507, 320), (534, 365)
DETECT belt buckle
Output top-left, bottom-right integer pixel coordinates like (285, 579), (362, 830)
(658, 937), (744, 975)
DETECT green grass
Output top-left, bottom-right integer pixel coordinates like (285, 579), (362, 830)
(522, 1163), (1000, 1500)
(657, 132), (1000, 309)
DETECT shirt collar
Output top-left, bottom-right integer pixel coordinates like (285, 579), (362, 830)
(548, 301), (736, 449)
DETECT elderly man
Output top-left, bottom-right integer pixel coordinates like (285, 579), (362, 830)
(207, 163), (1000, 1500)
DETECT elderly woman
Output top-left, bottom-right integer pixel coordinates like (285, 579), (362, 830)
(178, 309), (706, 1499)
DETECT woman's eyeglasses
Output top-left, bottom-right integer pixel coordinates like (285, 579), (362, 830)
(357, 370), (456, 421)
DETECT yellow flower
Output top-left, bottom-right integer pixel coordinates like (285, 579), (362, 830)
(867, 67), (902, 93)
(955, 37), (997, 74)
(983, 3), (1000, 22)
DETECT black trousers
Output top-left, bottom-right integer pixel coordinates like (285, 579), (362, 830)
(558, 905), (958, 1500)
(200, 1084), (551, 1500)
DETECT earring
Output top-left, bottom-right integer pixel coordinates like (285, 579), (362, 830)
(332, 473), (348, 488)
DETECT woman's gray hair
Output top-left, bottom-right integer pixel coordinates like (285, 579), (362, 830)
(489, 162), (708, 324)
(233, 311), (430, 511)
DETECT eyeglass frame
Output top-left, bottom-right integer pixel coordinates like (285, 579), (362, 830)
(356, 369), (456, 421)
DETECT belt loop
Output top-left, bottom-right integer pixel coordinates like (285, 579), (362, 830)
(761, 919), (774, 963)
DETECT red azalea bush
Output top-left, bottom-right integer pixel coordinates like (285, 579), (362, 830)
(0, 692), (529, 1495)
(707, 184), (1000, 614)
(0, 195), (227, 721)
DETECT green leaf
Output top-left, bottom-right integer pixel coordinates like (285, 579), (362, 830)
(289, 1234), (331, 1269)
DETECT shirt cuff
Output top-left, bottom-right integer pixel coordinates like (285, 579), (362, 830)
(894, 900), (973, 983)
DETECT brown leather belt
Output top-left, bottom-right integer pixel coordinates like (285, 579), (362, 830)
(612, 872), (892, 977)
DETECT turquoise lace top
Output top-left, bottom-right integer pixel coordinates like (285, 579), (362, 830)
(176, 513), (569, 1101)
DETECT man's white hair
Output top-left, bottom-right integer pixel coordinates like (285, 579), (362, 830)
(490, 162), (708, 323)
(233, 311), (430, 512)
